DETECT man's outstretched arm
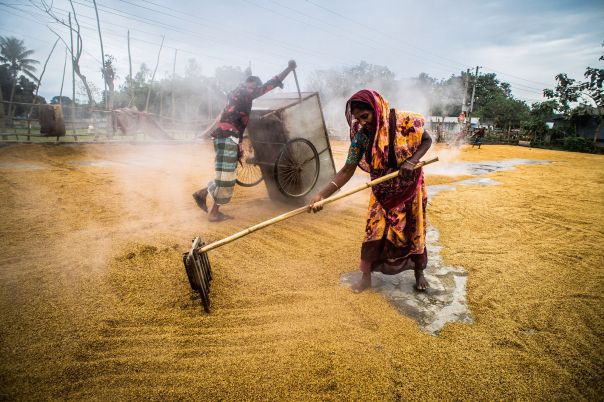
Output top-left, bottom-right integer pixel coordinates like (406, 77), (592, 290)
(254, 60), (297, 98)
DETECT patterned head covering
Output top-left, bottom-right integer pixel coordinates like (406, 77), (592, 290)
(346, 89), (425, 174)
(345, 89), (426, 209)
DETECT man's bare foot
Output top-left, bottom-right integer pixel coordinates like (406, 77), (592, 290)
(208, 211), (233, 222)
(192, 190), (208, 212)
(351, 272), (372, 293)
(414, 269), (429, 291)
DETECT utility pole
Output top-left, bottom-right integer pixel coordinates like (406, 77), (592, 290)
(467, 65), (481, 131)
(461, 68), (470, 112)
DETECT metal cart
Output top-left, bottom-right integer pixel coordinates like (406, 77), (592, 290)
(236, 92), (336, 203)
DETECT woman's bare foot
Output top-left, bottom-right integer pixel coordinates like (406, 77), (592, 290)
(414, 269), (429, 291)
(351, 272), (372, 293)
(192, 189), (208, 212)
(208, 211), (233, 222)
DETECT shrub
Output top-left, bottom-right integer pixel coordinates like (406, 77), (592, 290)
(563, 136), (596, 153)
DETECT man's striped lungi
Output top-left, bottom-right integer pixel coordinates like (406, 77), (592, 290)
(207, 137), (239, 205)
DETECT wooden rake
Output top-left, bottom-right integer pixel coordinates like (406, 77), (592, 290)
(183, 156), (439, 312)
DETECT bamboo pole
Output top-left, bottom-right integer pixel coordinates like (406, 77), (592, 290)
(59, 47), (67, 106)
(92, 0), (107, 109)
(159, 84), (163, 116)
(171, 48), (177, 122)
(27, 37), (60, 134)
(293, 68), (302, 100)
(145, 35), (164, 112)
(199, 157), (439, 253)
(127, 30), (133, 107)
(69, 12), (76, 134)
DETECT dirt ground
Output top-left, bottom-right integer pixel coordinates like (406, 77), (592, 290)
(0, 140), (602, 400)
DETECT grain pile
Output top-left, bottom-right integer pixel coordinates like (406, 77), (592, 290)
(0, 141), (602, 399)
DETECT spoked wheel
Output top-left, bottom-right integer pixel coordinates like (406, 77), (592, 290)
(273, 138), (320, 198)
(236, 136), (263, 187)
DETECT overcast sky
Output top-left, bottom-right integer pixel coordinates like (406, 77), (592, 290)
(1, 0), (602, 104)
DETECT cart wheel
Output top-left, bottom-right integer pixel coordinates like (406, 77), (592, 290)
(236, 136), (263, 187)
(274, 138), (320, 198)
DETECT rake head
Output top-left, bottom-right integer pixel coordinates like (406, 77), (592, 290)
(182, 236), (212, 313)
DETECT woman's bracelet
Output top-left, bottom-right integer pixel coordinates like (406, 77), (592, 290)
(330, 181), (340, 191)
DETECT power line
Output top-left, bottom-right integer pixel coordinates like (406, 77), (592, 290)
(109, 0), (345, 64)
(0, 2), (102, 63)
(4, 0), (551, 101)
(74, 0), (351, 70)
(303, 0), (553, 89)
(13, 0), (284, 69)
(239, 0), (459, 75)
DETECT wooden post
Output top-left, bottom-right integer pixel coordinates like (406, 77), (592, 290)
(28, 38), (60, 135)
(92, 0), (107, 109)
(69, 12), (76, 135)
(0, 76), (5, 136)
(159, 84), (164, 116)
(207, 83), (211, 120)
(171, 48), (177, 123)
(59, 47), (67, 107)
(127, 30), (134, 106)
(145, 35), (164, 112)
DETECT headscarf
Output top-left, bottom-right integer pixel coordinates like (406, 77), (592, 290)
(345, 89), (426, 210)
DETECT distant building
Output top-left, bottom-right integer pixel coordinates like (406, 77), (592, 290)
(552, 115), (604, 146)
(427, 116), (480, 132)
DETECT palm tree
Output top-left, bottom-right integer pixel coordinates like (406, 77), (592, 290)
(0, 36), (39, 126)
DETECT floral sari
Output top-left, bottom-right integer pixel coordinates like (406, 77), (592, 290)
(345, 90), (427, 274)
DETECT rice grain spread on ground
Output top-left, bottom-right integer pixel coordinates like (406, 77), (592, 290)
(0, 141), (602, 400)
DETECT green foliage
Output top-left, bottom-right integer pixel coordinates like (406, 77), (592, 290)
(542, 43), (603, 143)
(0, 36), (39, 122)
(50, 96), (74, 106)
(563, 136), (596, 152)
(473, 73), (529, 127)
(522, 100), (557, 137)
(0, 36), (38, 82)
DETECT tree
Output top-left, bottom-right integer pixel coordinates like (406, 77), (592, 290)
(38, 0), (95, 107)
(522, 100), (558, 143)
(102, 54), (116, 109)
(544, 44), (603, 143)
(51, 96), (74, 106)
(0, 36), (38, 126)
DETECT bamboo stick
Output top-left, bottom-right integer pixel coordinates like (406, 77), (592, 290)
(69, 12), (76, 135)
(145, 35), (164, 112)
(293, 68), (302, 100)
(127, 30), (133, 106)
(92, 0), (107, 109)
(27, 37), (60, 134)
(199, 157), (438, 253)
(59, 47), (67, 106)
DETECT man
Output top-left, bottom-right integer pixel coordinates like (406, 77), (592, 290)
(471, 126), (486, 149)
(193, 60), (297, 222)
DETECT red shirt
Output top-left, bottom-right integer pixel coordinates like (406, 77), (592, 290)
(215, 76), (283, 139)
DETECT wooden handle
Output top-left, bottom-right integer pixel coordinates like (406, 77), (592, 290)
(199, 156), (438, 253)
(292, 69), (302, 100)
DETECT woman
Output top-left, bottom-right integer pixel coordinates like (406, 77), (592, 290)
(309, 89), (432, 292)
